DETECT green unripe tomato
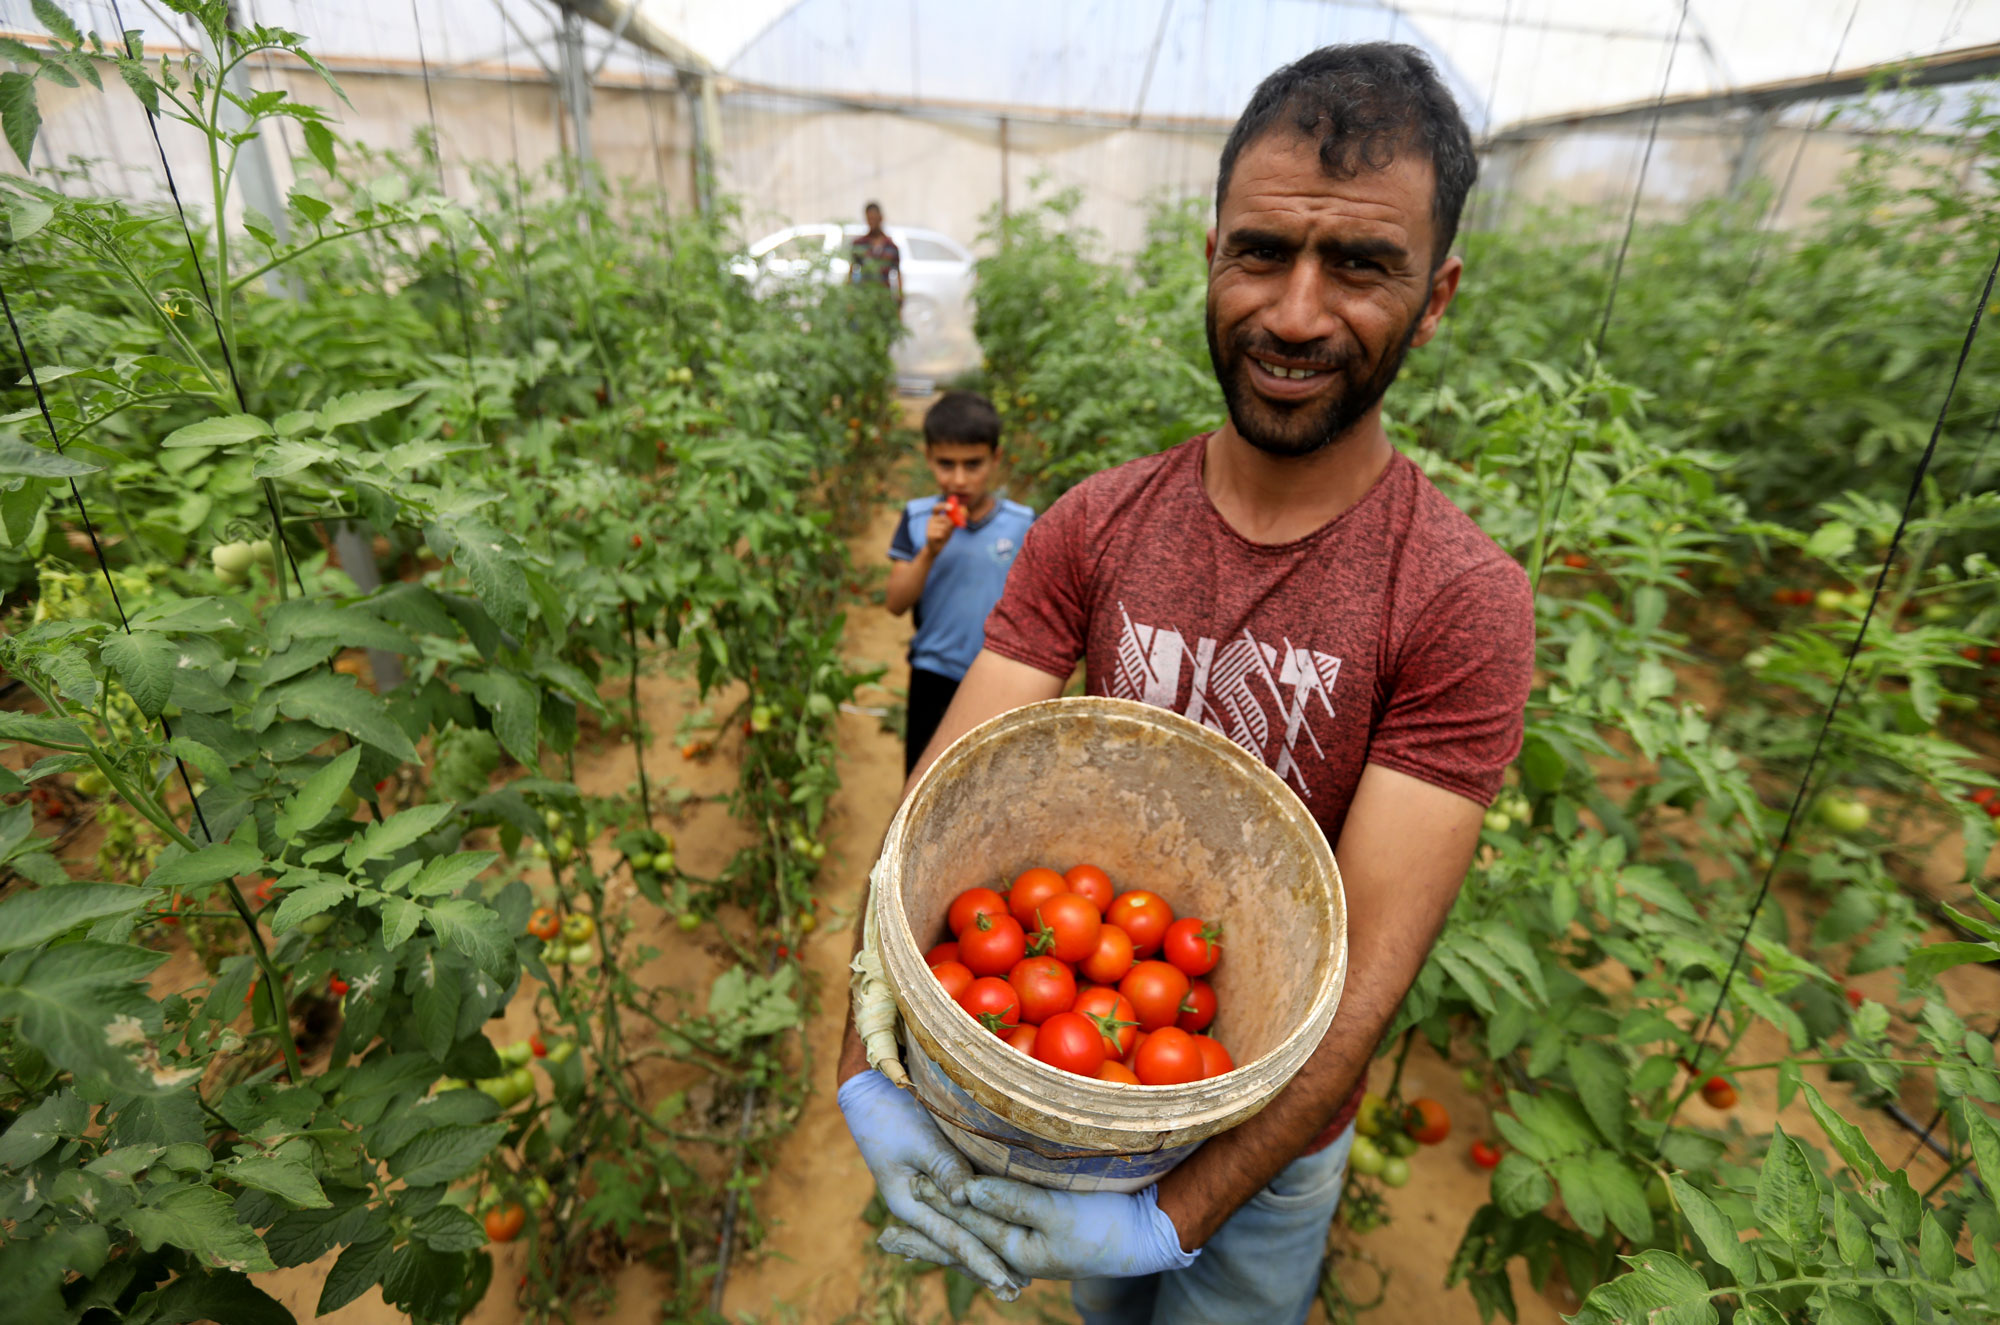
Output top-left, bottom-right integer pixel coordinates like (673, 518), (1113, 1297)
(1815, 588), (1848, 612)
(337, 787), (359, 811)
(543, 809), (564, 831)
(652, 850), (677, 874)
(1459, 1067), (1484, 1093)
(544, 1039), (576, 1065)
(1349, 1135), (1385, 1176)
(507, 1066), (535, 1100)
(497, 1040), (532, 1067)
(476, 1075), (523, 1107)
(1645, 1175), (1672, 1211)
(435, 1078), (466, 1093)
(1389, 1132), (1420, 1158)
(676, 911), (700, 933)
(561, 913), (595, 945)
(750, 705), (774, 733)
(553, 834), (575, 860)
(1816, 796), (1870, 835)
(298, 913), (335, 936)
(525, 1176), (553, 1209)
(211, 541), (255, 576)
(541, 942), (570, 965)
(75, 769), (109, 797)
(1482, 809), (1512, 833)
(1921, 603), (1954, 622)
(245, 538), (274, 568)
(1380, 1157), (1411, 1188)
(1743, 648), (1772, 673)
(798, 911), (817, 933)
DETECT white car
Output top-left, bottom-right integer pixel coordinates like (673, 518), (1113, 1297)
(735, 223), (981, 383)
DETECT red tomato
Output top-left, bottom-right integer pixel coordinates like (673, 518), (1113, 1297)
(1009, 956), (1078, 1025)
(1701, 1076), (1737, 1109)
(1844, 984), (1864, 1009)
(957, 977), (1021, 1032)
(925, 940), (961, 966)
(1119, 960), (1191, 1032)
(1097, 1059), (1140, 1084)
(1107, 890), (1174, 958)
(949, 887), (1008, 937)
(1029, 892), (1102, 964)
(1408, 1098), (1451, 1145)
(1033, 1012), (1108, 1077)
(958, 912), (1027, 977)
(930, 960), (975, 1001)
(1080, 924), (1136, 986)
(1176, 978), (1217, 1033)
(1008, 868), (1069, 926)
(1125, 1029), (1148, 1065)
(1005, 1023), (1038, 1056)
(1063, 863), (1114, 913)
(1133, 1027), (1204, 1085)
(1469, 1140), (1502, 1169)
(1193, 1034), (1233, 1078)
(485, 1202), (527, 1243)
(1073, 986), (1138, 1058)
(1162, 918), (1223, 977)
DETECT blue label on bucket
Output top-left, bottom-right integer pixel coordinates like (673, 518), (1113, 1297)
(904, 1025), (1196, 1194)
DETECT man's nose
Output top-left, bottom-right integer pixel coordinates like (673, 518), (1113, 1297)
(1261, 259), (1336, 348)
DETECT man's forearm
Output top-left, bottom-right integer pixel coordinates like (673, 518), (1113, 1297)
(1152, 981), (1397, 1250)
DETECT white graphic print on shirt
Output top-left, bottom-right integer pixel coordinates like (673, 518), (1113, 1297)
(1110, 602), (1344, 798)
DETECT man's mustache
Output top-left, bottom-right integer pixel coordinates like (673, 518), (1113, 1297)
(1228, 331), (1357, 374)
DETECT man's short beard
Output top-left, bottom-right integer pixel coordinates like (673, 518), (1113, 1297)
(1206, 305), (1422, 458)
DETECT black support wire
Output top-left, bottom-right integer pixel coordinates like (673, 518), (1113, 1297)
(495, 0), (537, 347)
(1665, 241), (2000, 1152)
(407, 0), (485, 442)
(108, 0), (306, 597)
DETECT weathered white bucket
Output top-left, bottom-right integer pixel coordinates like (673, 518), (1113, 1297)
(861, 696), (1347, 1192)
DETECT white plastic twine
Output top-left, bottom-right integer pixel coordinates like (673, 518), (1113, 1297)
(852, 855), (909, 1087)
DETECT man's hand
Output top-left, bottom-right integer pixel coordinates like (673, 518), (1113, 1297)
(837, 1071), (1025, 1297)
(913, 1174), (1197, 1283)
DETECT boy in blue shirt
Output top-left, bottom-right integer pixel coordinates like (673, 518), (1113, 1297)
(886, 391), (1035, 776)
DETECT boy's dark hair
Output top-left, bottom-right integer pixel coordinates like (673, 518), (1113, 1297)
(1216, 43), (1478, 268)
(864, 200), (882, 214)
(923, 390), (1001, 449)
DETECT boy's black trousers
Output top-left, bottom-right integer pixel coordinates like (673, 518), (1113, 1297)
(904, 667), (961, 778)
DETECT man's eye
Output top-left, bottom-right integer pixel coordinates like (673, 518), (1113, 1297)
(1343, 258), (1383, 272)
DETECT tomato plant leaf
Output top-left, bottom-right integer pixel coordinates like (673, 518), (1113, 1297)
(409, 951), (461, 1059)
(0, 71), (43, 167)
(0, 709), (87, 748)
(368, 1088), (500, 1160)
(160, 413), (272, 449)
(1565, 1043), (1630, 1147)
(1668, 1176), (1753, 1283)
(430, 518), (531, 638)
(301, 119), (336, 174)
(0, 1087), (88, 1166)
(269, 875), (351, 933)
(274, 746), (361, 842)
(259, 1191), (374, 1267)
(1551, 1155), (1605, 1237)
(424, 898), (513, 977)
(378, 896), (423, 950)
(345, 802), (453, 868)
(1817, 1292), (1883, 1325)
(1490, 1151), (1553, 1217)
(0, 434), (98, 477)
(144, 1267), (292, 1325)
(1905, 940), (1998, 985)
(410, 1203), (486, 1252)
(98, 629), (177, 718)
(1831, 1193), (1872, 1270)
(144, 840), (262, 893)
(30, 1), (80, 45)
(459, 671), (538, 766)
(1753, 1127), (1822, 1250)
(318, 1235), (391, 1315)
(121, 1182), (277, 1272)
(317, 387), (421, 430)
(1589, 1151), (1651, 1242)
(223, 1150), (330, 1210)
(0, 883), (151, 954)
(273, 671), (420, 763)
(408, 850), (497, 898)
(1571, 1250), (1717, 1325)
(385, 1122), (505, 1187)
(1801, 1083), (1888, 1182)
(266, 600), (413, 655)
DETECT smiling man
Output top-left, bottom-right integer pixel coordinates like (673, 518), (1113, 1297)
(835, 43), (1535, 1325)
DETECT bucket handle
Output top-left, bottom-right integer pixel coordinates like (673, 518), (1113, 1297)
(908, 1081), (1173, 1162)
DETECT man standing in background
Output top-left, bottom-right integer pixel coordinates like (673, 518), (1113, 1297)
(851, 201), (903, 310)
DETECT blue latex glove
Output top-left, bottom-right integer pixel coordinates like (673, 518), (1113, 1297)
(837, 1070), (1024, 1298)
(912, 1171), (1199, 1282)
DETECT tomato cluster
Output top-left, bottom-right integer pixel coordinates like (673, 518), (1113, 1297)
(928, 864), (1232, 1085)
(1348, 1091), (1453, 1189)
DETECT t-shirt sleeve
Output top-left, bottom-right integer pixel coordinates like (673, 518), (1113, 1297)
(981, 489), (1089, 680)
(888, 505), (918, 562)
(1368, 557), (1535, 806)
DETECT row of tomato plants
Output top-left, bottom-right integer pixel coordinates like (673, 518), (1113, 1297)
(0, 5), (896, 1323)
(970, 140), (2000, 1319)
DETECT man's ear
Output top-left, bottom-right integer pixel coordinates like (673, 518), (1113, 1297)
(1409, 255), (1463, 351)
(1205, 228), (1217, 265)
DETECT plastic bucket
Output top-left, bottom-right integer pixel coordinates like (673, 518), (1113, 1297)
(875, 696), (1347, 1193)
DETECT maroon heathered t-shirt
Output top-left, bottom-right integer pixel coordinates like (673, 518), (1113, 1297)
(982, 433), (1535, 1143)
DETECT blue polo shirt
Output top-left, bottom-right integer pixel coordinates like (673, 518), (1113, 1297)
(889, 495), (1035, 682)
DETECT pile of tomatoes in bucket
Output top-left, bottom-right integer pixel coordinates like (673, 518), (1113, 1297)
(927, 864), (1230, 1085)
